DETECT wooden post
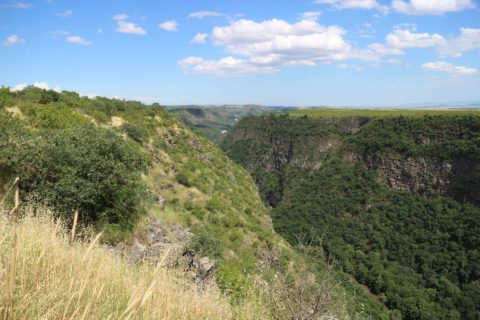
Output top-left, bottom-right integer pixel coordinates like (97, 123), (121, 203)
(71, 207), (79, 242)
(14, 178), (19, 223)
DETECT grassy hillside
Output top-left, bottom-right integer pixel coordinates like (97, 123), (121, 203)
(0, 206), (259, 320)
(0, 86), (358, 319)
(222, 113), (480, 319)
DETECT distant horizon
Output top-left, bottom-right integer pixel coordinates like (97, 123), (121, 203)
(164, 101), (480, 109)
(4, 82), (480, 109)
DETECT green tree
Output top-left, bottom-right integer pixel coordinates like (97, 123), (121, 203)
(1, 124), (148, 229)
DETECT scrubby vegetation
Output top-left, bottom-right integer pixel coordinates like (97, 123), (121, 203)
(223, 113), (480, 319)
(0, 206), (261, 320)
(0, 86), (357, 318)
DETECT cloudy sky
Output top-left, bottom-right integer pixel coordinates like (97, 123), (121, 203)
(1, 0), (479, 106)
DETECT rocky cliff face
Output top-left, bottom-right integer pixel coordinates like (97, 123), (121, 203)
(223, 114), (480, 207)
(222, 115), (369, 207)
(361, 153), (480, 205)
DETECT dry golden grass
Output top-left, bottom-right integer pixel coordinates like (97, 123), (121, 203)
(0, 206), (265, 320)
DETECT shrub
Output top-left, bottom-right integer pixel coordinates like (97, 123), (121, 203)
(122, 123), (149, 143)
(187, 232), (223, 258)
(176, 171), (191, 187)
(0, 123), (148, 229)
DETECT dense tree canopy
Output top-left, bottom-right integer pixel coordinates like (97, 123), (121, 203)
(223, 113), (480, 319)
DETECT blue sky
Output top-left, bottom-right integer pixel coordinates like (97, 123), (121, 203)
(1, 0), (479, 106)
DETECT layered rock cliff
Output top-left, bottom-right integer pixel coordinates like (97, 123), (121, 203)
(223, 114), (480, 207)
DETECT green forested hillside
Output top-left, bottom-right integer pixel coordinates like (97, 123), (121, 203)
(0, 86), (362, 319)
(166, 105), (273, 144)
(222, 113), (480, 319)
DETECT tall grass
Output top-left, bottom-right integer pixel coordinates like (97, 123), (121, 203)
(0, 205), (264, 319)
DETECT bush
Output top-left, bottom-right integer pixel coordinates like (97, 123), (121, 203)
(122, 123), (149, 143)
(176, 171), (191, 187)
(0, 123), (148, 229)
(187, 232), (223, 258)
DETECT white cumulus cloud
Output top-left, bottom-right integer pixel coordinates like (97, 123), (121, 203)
(300, 11), (322, 21)
(113, 14), (128, 21)
(191, 33), (208, 44)
(159, 20), (178, 32)
(392, 0), (475, 15)
(386, 28), (446, 48)
(368, 43), (405, 55)
(180, 18), (355, 76)
(66, 36), (92, 45)
(179, 56), (278, 76)
(422, 61), (478, 75)
(114, 14), (147, 35)
(83, 93), (98, 99)
(439, 28), (480, 57)
(212, 19), (350, 61)
(33, 82), (50, 90)
(11, 83), (28, 92)
(12, 82), (52, 91)
(2, 34), (25, 46)
(189, 11), (226, 19)
(314, 0), (388, 13)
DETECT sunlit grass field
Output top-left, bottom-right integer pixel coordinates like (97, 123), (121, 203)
(289, 107), (480, 118)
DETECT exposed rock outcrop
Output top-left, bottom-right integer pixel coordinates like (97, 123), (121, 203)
(223, 114), (480, 207)
(113, 216), (217, 286)
(362, 154), (480, 205)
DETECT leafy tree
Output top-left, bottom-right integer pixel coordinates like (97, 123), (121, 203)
(1, 123), (148, 229)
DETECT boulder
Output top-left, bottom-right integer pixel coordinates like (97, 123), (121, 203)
(195, 257), (216, 285)
(127, 239), (146, 264)
(157, 195), (166, 210)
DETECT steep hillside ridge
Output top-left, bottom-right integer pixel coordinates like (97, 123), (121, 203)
(0, 87), (357, 319)
(223, 113), (480, 320)
(0, 87), (275, 295)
